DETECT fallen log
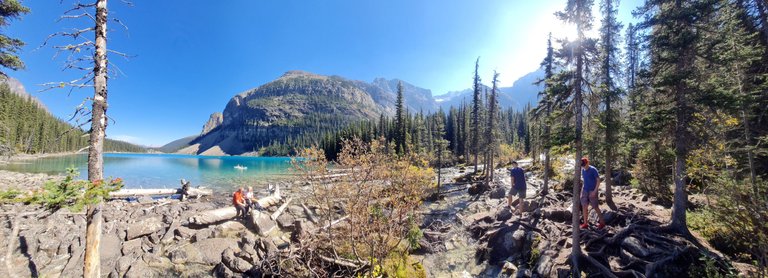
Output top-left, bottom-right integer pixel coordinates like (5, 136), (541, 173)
(271, 197), (292, 220)
(188, 185), (282, 226)
(108, 187), (212, 198)
(317, 215), (349, 231)
(301, 203), (319, 224)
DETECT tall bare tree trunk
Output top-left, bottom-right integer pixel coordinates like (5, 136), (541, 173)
(84, 1), (108, 277)
(571, 27), (585, 276)
(604, 98), (617, 210)
(742, 105), (757, 194)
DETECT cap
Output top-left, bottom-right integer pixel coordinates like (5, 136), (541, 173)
(581, 157), (589, 166)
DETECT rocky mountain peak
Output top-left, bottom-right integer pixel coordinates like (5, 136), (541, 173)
(201, 112), (223, 136)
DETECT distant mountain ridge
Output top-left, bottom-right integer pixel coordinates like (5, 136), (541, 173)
(171, 69), (543, 155)
(434, 68), (544, 111)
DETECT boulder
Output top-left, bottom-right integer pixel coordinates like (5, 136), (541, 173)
(213, 221), (247, 238)
(213, 262), (236, 278)
(116, 255), (139, 276)
(124, 259), (155, 278)
(122, 238), (143, 256)
(276, 213), (296, 230)
(490, 187), (506, 199)
(247, 211), (277, 236)
(191, 238), (240, 265)
(100, 232), (122, 273)
(192, 228), (213, 242)
(125, 216), (164, 240)
(495, 207), (513, 222)
(535, 255), (553, 276)
(137, 196), (154, 204)
(169, 248), (189, 264)
(222, 247), (253, 273)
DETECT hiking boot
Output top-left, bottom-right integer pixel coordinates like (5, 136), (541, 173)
(579, 223), (589, 229)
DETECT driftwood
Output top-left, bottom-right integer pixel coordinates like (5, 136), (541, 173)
(271, 197), (293, 220)
(108, 187), (212, 198)
(301, 203), (319, 224)
(317, 215), (349, 231)
(188, 185), (282, 226)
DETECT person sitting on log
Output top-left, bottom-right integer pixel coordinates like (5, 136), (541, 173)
(233, 187), (248, 220)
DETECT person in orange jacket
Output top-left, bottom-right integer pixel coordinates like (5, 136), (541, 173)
(233, 187), (248, 220)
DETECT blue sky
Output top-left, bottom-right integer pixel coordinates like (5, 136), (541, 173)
(7, 0), (642, 147)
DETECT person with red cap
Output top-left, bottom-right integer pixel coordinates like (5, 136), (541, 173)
(580, 157), (605, 229)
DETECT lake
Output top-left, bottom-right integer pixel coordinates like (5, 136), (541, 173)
(0, 153), (295, 192)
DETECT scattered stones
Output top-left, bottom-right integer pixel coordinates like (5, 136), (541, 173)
(125, 216), (164, 240)
(490, 186), (506, 199)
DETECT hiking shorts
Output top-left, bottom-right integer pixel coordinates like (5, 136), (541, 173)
(580, 189), (599, 208)
(508, 186), (525, 199)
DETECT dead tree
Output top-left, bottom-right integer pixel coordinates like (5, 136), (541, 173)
(40, 1), (131, 277)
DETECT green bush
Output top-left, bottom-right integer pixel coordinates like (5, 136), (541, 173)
(22, 168), (123, 212)
(692, 176), (768, 273)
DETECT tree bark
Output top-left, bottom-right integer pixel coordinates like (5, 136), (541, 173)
(571, 18), (585, 276)
(604, 97), (617, 210)
(83, 1), (108, 277)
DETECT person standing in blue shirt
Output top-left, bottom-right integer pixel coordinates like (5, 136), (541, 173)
(580, 157), (606, 229)
(507, 161), (526, 216)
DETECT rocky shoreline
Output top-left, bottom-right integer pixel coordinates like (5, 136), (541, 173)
(0, 160), (748, 277)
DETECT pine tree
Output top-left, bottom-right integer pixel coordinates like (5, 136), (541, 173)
(471, 58), (482, 173)
(485, 72), (500, 181)
(637, 0), (717, 234)
(538, 33), (555, 196)
(556, 0), (594, 273)
(598, 0), (622, 210)
(0, 0), (29, 74)
(394, 81), (408, 155)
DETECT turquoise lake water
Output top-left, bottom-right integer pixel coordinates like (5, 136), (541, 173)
(0, 153), (295, 191)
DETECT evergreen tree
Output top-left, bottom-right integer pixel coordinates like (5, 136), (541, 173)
(471, 58), (482, 173)
(538, 33), (556, 196)
(637, 0), (717, 234)
(0, 0), (29, 74)
(556, 0), (594, 273)
(394, 81), (408, 155)
(598, 0), (622, 210)
(485, 71), (501, 181)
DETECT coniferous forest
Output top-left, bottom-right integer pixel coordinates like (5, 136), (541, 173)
(0, 84), (146, 155)
(0, 0), (767, 277)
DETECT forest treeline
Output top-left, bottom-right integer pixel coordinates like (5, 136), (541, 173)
(0, 84), (146, 155)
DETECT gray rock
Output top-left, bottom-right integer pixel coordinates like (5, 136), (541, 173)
(124, 259), (155, 278)
(535, 255), (553, 276)
(516, 267), (532, 278)
(137, 196), (154, 204)
(490, 187), (506, 199)
(122, 238), (142, 256)
(496, 207), (513, 222)
(116, 255), (139, 276)
(100, 232), (122, 273)
(276, 213), (296, 230)
(222, 247), (253, 273)
(192, 228), (213, 242)
(502, 261), (518, 274)
(125, 216), (164, 240)
(170, 248), (189, 264)
(192, 238), (240, 265)
(142, 252), (170, 268)
(213, 262), (236, 278)
(247, 212), (277, 236)
(175, 226), (195, 239)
